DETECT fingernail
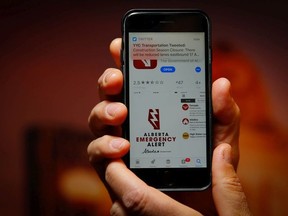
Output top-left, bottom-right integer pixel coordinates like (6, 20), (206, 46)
(99, 69), (114, 86)
(106, 103), (119, 117)
(110, 138), (125, 150)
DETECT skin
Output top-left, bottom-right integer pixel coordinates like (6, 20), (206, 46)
(87, 38), (251, 216)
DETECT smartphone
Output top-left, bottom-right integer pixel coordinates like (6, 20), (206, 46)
(121, 9), (212, 191)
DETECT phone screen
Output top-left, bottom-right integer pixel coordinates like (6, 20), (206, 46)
(122, 9), (212, 190)
(129, 32), (207, 169)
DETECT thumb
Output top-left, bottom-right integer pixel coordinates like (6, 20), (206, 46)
(212, 143), (251, 216)
(106, 160), (202, 216)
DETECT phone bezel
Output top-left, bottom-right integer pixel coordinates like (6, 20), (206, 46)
(121, 9), (212, 191)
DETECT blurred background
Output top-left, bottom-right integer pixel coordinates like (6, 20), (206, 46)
(0, 0), (287, 215)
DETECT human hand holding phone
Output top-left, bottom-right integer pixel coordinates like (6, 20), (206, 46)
(87, 38), (251, 215)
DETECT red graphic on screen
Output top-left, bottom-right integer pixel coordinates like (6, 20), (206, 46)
(148, 109), (160, 130)
(182, 104), (189, 111)
(182, 118), (189, 125)
(133, 59), (157, 69)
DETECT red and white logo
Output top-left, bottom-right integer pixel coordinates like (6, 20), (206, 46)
(182, 104), (189, 111)
(148, 109), (160, 130)
(133, 59), (157, 69)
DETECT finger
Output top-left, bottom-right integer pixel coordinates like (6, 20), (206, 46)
(212, 77), (240, 168)
(105, 160), (202, 216)
(212, 143), (251, 216)
(98, 68), (123, 101)
(110, 38), (122, 68)
(213, 78), (240, 126)
(110, 201), (128, 216)
(87, 136), (130, 164)
(87, 135), (130, 195)
(88, 100), (127, 138)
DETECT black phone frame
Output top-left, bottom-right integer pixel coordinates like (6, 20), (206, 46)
(121, 9), (212, 191)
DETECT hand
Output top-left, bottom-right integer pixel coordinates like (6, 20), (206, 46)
(87, 38), (251, 216)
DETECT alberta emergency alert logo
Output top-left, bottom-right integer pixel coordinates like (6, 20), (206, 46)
(148, 109), (160, 130)
(133, 59), (157, 69)
(134, 108), (176, 150)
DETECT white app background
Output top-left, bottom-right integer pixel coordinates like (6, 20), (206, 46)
(128, 32), (207, 168)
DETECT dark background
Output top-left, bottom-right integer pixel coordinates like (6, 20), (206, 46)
(0, 0), (287, 215)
